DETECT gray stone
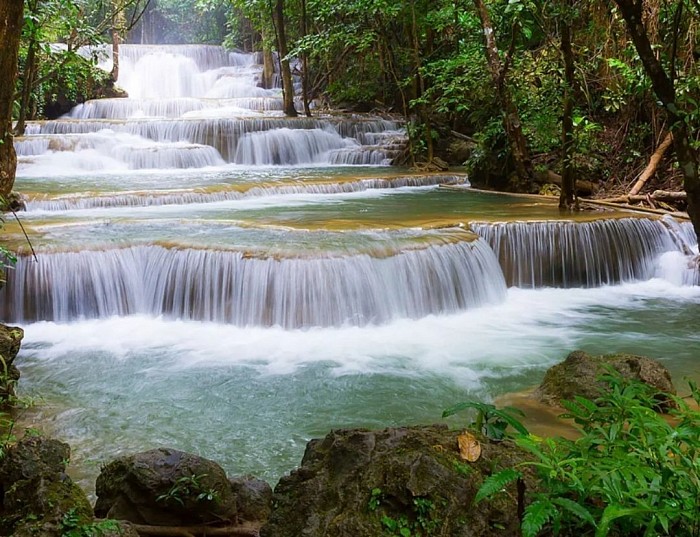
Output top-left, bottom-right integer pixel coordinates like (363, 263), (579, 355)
(534, 350), (676, 408)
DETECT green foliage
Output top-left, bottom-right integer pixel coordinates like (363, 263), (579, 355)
(368, 488), (440, 536)
(475, 375), (700, 536)
(474, 468), (522, 503)
(156, 473), (221, 507)
(442, 399), (528, 441)
(60, 508), (120, 537)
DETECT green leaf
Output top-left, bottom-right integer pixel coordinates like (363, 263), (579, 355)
(596, 505), (649, 537)
(475, 468), (521, 503)
(522, 499), (556, 537)
(551, 497), (596, 527)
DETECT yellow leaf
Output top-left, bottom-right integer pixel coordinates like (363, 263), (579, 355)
(457, 431), (481, 462)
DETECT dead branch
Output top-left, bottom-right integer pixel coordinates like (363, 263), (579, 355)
(581, 198), (689, 219)
(628, 131), (673, 195)
(599, 189), (687, 204)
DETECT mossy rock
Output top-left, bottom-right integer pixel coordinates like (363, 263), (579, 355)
(0, 436), (93, 537)
(94, 448), (237, 526)
(534, 350), (676, 408)
(0, 324), (23, 367)
(262, 425), (534, 537)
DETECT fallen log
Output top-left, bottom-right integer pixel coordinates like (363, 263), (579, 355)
(598, 190), (687, 204)
(581, 198), (690, 219)
(629, 132), (673, 196)
(535, 170), (598, 195)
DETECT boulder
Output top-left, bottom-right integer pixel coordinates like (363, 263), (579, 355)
(534, 350), (676, 407)
(94, 448), (238, 526)
(0, 435), (69, 486)
(0, 436), (93, 537)
(261, 425), (533, 537)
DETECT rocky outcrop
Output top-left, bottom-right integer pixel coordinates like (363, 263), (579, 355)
(534, 350), (676, 407)
(94, 448), (240, 526)
(0, 436), (96, 536)
(261, 424), (533, 537)
(0, 324), (23, 407)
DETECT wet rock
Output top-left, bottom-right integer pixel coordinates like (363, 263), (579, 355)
(534, 350), (676, 407)
(94, 448), (238, 526)
(262, 425), (533, 537)
(0, 324), (23, 406)
(0, 436), (93, 537)
(229, 475), (273, 522)
(0, 324), (23, 366)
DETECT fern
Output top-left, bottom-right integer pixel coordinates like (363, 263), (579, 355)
(474, 468), (521, 503)
(551, 497), (596, 526)
(522, 499), (556, 537)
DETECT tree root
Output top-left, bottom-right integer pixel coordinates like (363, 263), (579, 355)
(130, 522), (260, 537)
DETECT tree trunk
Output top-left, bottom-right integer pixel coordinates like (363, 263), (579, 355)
(262, 28), (275, 90)
(111, 0), (126, 83)
(559, 14), (576, 209)
(300, 0), (311, 116)
(411, 1), (433, 161)
(472, 0), (533, 188)
(0, 0), (24, 199)
(14, 38), (38, 137)
(614, 0), (700, 243)
(272, 0), (297, 117)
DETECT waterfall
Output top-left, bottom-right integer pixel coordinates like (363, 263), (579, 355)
(24, 174), (469, 211)
(22, 117), (404, 165)
(0, 240), (507, 328)
(19, 45), (406, 169)
(471, 218), (679, 287)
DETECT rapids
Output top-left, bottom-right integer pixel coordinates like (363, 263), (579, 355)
(3, 44), (699, 489)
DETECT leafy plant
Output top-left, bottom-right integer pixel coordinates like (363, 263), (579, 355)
(368, 488), (441, 536)
(442, 399), (529, 441)
(60, 508), (121, 537)
(475, 374), (700, 536)
(156, 473), (221, 507)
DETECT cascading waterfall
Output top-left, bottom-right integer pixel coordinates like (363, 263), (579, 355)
(17, 45), (406, 170)
(23, 174), (468, 211)
(21, 117), (403, 166)
(0, 240), (506, 328)
(471, 218), (680, 287)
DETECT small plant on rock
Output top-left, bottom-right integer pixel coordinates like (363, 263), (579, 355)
(442, 399), (529, 440)
(156, 473), (221, 507)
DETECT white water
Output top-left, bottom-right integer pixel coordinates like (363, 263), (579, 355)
(7, 44), (700, 489)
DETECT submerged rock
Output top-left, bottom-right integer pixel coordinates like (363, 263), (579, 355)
(0, 436), (93, 536)
(534, 350), (676, 407)
(94, 448), (239, 526)
(261, 424), (533, 537)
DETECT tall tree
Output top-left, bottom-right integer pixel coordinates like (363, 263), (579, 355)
(614, 0), (700, 243)
(271, 0), (297, 117)
(0, 0), (24, 199)
(559, 0), (576, 209)
(472, 0), (534, 188)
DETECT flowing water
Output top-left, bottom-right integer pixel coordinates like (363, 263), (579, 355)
(4, 45), (700, 490)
